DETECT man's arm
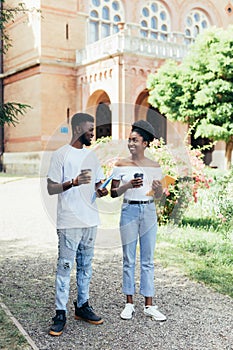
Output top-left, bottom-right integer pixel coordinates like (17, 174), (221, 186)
(110, 178), (142, 198)
(47, 178), (73, 195)
(47, 170), (93, 195)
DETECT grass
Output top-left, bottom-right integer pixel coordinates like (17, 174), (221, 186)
(181, 216), (220, 231)
(156, 225), (233, 297)
(155, 169), (233, 298)
(0, 307), (31, 350)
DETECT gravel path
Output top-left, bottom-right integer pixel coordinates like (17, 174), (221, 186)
(0, 177), (232, 350)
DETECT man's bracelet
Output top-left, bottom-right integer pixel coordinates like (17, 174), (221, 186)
(71, 178), (78, 187)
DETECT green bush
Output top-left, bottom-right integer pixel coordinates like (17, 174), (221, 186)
(211, 167), (233, 237)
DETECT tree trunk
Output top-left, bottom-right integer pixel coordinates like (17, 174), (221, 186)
(225, 136), (233, 170)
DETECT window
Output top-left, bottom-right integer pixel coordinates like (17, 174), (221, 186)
(142, 8), (149, 17)
(112, 1), (119, 10)
(92, 0), (100, 6)
(151, 3), (158, 13)
(90, 10), (98, 18)
(102, 6), (110, 19)
(184, 10), (210, 44)
(90, 21), (99, 42)
(89, 0), (124, 43)
(140, 1), (170, 41)
(102, 23), (110, 37)
(151, 17), (157, 29)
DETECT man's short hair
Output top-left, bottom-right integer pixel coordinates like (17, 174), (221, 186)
(71, 113), (94, 132)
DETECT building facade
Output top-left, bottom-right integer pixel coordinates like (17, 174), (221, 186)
(2, 0), (233, 173)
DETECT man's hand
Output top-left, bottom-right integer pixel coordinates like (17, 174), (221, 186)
(73, 169), (92, 186)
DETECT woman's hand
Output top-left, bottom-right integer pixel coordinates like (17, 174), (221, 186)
(152, 180), (163, 199)
(130, 178), (143, 188)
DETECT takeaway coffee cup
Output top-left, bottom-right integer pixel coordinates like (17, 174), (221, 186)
(80, 169), (92, 181)
(134, 173), (144, 179)
(134, 173), (143, 186)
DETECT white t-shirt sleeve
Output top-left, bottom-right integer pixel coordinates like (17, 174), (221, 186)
(47, 150), (64, 183)
(95, 163), (105, 183)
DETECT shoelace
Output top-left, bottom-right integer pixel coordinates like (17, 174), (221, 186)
(85, 305), (94, 312)
(53, 314), (65, 322)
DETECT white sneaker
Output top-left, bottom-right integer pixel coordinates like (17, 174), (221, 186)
(120, 303), (135, 320)
(144, 305), (166, 321)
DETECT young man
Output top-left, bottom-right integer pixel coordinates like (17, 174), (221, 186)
(47, 112), (108, 336)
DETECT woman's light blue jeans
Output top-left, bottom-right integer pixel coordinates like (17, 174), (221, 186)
(120, 202), (157, 297)
(55, 227), (97, 311)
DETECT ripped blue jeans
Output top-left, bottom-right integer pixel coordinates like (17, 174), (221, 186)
(120, 202), (157, 297)
(55, 227), (97, 311)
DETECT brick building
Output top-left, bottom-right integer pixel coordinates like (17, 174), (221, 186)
(2, 0), (233, 173)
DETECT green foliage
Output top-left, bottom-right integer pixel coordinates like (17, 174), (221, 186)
(147, 138), (195, 224)
(156, 176), (193, 225)
(0, 102), (31, 126)
(212, 167), (233, 238)
(0, 1), (28, 53)
(182, 167), (233, 239)
(0, 1), (34, 126)
(147, 26), (233, 146)
(147, 60), (184, 121)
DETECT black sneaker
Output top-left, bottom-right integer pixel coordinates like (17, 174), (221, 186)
(49, 310), (66, 336)
(74, 300), (103, 325)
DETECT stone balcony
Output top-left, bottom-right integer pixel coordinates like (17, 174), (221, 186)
(76, 30), (190, 66)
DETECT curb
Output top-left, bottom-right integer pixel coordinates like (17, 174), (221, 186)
(0, 299), (40, 350)
(0, 176), (25, 184)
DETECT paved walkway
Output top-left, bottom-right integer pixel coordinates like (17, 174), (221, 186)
(0, 177), (232, 350)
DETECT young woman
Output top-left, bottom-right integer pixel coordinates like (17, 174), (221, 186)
(110, 120), (166, 321)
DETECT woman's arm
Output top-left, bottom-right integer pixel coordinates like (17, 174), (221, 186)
(95, 181), (108, 197)
(110, 178), (142, 198)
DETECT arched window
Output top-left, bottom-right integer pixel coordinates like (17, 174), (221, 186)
(184, 9), (210, 44)
(140, 1), (170, 41)
(102, 6), (110, 20)
(89, 0), (124, 43)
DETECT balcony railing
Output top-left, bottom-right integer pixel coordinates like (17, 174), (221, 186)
(76, 30), (190, 65)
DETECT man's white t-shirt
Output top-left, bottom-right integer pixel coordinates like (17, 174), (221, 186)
(47, 144), (105, 229)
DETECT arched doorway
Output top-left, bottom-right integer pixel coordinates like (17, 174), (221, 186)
(135, 90), (167, 142)
(191, 132), (214, 166)
(86, 90), (112, 140)
(96, 102), (112, 139)
(147, 106), (167, 143)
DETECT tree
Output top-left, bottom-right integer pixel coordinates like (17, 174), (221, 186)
(147, 26), (233, 169)
(0, 1), (31, 127)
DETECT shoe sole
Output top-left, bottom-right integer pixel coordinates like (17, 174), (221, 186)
(120, 312), (134, 320)
(49, 325), (66, 336)
(144, 313), (166, 321)
(75, 315), (104, 325)
(120, 316), (133, 320)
